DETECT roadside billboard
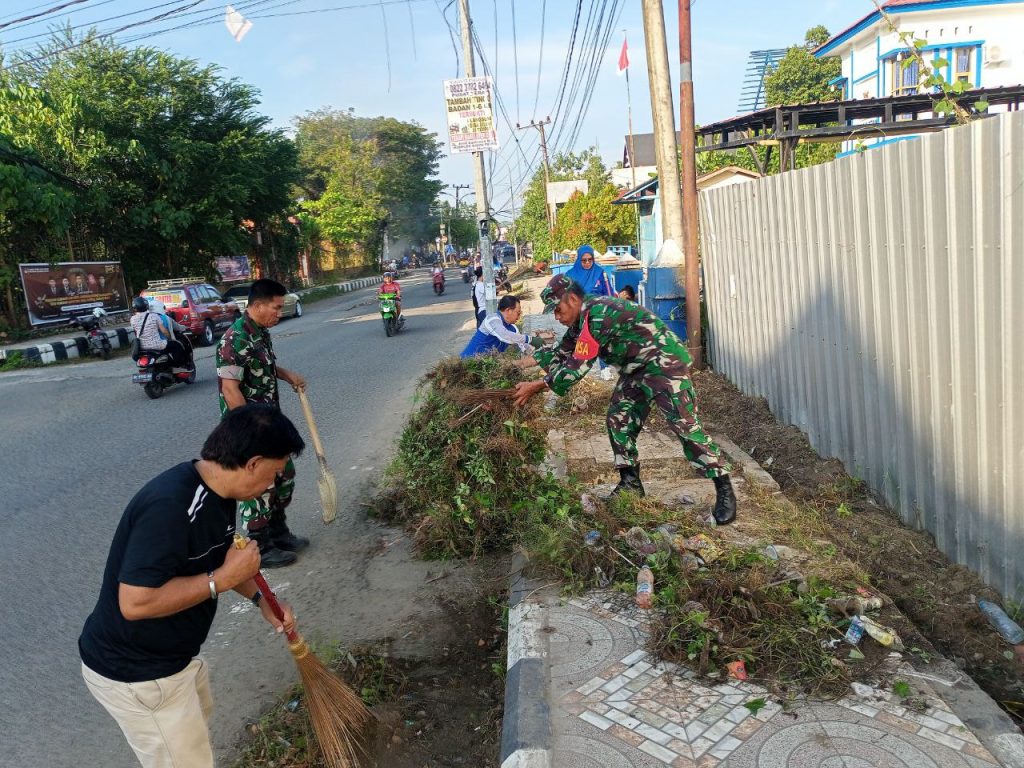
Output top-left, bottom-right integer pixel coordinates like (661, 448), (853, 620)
(19, 261), (129, 327)
(443, 76), (499, 154)
(215, 255), (251, 282)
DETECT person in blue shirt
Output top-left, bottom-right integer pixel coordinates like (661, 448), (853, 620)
(566, 244), (612, 297)
(461, 295), (552, 358)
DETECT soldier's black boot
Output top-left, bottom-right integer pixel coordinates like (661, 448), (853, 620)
(712, 474), (737, 526)
(611, 466), (645, 498)
(248, 525), (297, 568)
(268, 508), (309, 553)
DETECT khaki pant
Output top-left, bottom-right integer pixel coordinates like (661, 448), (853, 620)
(81, 658), (214, 768)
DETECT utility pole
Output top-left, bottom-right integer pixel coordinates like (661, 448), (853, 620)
(640, 0), (684, 245)
(678, 0), (702, 368)
(457, 0), (495, 313)
(515, 118), (554, 241)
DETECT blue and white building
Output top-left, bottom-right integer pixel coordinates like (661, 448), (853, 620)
(814, 0), (1024, 154)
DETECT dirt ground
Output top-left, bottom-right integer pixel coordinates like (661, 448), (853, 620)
(690, 368), (1024, 727)
(231, 559), (508, 768)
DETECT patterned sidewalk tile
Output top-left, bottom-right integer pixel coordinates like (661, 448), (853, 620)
(549, 592), (1002, 767)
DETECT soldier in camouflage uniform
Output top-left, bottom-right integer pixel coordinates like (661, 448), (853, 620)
(512, 274), (737, 524)
(217, 279), (310, 566)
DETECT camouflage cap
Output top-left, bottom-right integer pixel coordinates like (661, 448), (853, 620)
(540, 274), (575, 313)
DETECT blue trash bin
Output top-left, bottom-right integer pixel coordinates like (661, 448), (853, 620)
(644, 266), (687, 341)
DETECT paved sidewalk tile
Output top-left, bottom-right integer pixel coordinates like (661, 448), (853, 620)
(548, 592), (1003, 767)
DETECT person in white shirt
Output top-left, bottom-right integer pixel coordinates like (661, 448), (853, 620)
(130, 298), (192, 369)
(471, 267), (486, 327)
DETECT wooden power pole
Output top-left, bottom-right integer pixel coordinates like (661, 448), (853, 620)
(679, 0), (702, 368)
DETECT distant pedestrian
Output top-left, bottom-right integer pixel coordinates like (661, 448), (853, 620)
(472, 266), (486, 327)
(79, 405), (303, 768)
(216, 279), (309, 568)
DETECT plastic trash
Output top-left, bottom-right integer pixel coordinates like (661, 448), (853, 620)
(827, 596), (884, 617)
(635, 566), (654, 609)
(623, 527), (658, 555)
(581, 494), (598, 515)
(679, 553), (703, 571)
(726, 660), (748, 680)
(844, 616), (866, 646)
(763, 544), (797, 561)
(677, 533), (722, 563)
(977, 600), (1024, 645)
(860, 616), (904, 650)
(594, 565), (612, 588)
(584, 530), (601, 548)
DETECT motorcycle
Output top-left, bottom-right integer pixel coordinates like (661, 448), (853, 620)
(132, 334), (196, 399)
(495, 266), (512, 294)
(461, 265), (472, 283)
(72, 308), (112, 360)
(379, 293), (403, 337)
(432, 269), (446, 295)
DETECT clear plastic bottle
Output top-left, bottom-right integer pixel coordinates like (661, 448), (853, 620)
(978, 599), (1024, 645)
(635, 566), (654, 609)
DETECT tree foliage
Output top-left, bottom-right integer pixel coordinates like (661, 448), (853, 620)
(551, 184), (635, 254)
(293, 108), (444, 259)
(0, 32), (301, 325)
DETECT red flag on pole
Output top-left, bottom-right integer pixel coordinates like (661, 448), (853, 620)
(617, 37), (629, 75)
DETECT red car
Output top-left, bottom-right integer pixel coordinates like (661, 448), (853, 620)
(141, 279), (240, 346)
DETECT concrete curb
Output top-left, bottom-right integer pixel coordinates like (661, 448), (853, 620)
(6, 276), (384, 366)
(501, 552), (553, 768)
(15, 326), (133, 364)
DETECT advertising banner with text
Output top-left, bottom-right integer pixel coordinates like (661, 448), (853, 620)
(19, 261), (130, 326)
(443, 76), (499, 154)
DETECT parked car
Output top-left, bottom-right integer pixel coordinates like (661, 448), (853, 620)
(221, 282), (302, 319)
(140, 278), (239, 346)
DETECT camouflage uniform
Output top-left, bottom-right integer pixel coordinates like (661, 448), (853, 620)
(216, 313), (296, 526)
(534, 294), (730, 479)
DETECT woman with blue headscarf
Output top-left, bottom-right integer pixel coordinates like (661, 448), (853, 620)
(566, 244), (612, 297)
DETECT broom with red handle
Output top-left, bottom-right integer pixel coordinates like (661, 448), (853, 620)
(235, 534), (372, 767)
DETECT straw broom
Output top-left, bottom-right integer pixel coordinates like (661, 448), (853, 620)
(297, 389), (339, 523)
(234, 535), (372, 766)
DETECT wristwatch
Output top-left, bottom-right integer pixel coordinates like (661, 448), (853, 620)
(251, 590), (263, 607)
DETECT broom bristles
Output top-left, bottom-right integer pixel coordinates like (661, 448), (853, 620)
(318, 458), (339, 523)
(291, 639), (374, 768)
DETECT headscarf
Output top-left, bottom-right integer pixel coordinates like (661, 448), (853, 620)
(565, 244), (611, 297)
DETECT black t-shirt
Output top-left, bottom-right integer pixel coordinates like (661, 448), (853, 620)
(79, 461), (237, 683)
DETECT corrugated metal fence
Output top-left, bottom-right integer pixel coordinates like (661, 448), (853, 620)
(699, 112), (1024, 599)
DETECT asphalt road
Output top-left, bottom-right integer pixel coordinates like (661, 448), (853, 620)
(0, 271), (476, 768)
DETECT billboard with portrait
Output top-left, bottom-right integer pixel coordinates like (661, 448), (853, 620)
(19, 261), (129, 327)
(215, 255), (251, 282)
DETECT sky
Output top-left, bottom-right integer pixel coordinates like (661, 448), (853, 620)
(0, 0), (858, 218)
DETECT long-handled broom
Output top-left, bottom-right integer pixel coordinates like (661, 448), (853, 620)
(235, 535), (373, 766)
(297, 389), (339, 523)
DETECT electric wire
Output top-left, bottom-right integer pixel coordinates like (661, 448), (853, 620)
(509, 0), (519, 122)
(0, 0), (92, 32)
(530, 0), (545, 119)
(433, 0), (460, 77)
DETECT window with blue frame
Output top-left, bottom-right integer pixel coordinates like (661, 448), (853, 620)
(954, 46), (974, 83)
(890, 56), (920, 96)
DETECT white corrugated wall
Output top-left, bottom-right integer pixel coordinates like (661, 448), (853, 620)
(699, 112), (1024, 599)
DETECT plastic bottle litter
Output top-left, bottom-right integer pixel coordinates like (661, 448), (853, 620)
(859, 616), (904, 650)
(978, 599), (1024, 645)
(635, 566), (654, 609)
(844, 616), (866, 646)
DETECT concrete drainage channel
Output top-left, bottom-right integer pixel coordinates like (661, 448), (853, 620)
(3, 275), (383, 366)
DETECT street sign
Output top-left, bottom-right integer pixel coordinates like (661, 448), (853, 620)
(443, 76), (499, 154)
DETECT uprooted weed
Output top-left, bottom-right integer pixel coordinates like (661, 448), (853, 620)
(375, 357), (885, 696)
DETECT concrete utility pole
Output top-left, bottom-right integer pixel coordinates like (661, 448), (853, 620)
(458, 0), (495, 313)
(678, 0), (702, 368)
(515, 118), (554, 239)
(640, 0), (684, 246)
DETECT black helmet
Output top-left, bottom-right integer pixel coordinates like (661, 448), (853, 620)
(132, 296), (149, 313)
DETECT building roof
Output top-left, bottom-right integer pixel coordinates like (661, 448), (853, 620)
(814, 0), (1022, 57)
(612, 166), (762, 205)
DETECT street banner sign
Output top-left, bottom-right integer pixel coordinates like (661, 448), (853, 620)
(215, 255), (251, 282)
(443, 76), (499, 154)
(19, 261), (129, 326)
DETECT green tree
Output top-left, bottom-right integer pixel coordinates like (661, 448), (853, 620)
(551, 183), (635, 253)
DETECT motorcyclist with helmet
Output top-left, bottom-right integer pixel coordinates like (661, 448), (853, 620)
(130, 297), (193, 370)
(378, 272), (402, 319)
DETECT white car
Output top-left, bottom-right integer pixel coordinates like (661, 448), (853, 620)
(221, 283), (302, 318)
